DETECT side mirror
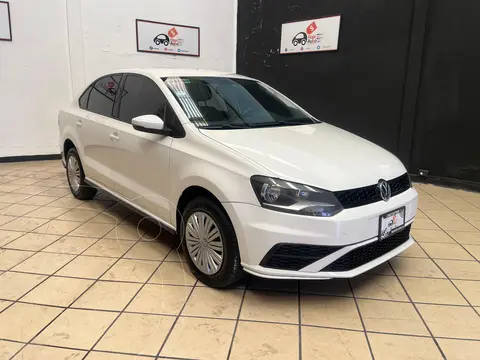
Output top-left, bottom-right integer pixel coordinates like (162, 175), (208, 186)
(132, 114), (172, 136)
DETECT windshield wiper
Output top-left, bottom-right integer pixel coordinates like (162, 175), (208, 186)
(249, 119), (316, 128)
(198, 124), (250, 130)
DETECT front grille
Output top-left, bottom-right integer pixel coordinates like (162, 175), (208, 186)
(260, 243), (340, 271)
(321, 225), (411, 272)
(334, 173), (411, 209)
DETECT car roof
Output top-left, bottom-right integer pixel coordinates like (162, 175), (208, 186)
(113, 68), (253, 79)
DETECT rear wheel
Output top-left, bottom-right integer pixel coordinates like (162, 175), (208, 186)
(66, 148), (97, 200)
(181, 197), (242, 288)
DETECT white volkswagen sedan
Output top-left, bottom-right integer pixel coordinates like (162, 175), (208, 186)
(59, 68), (418, 287)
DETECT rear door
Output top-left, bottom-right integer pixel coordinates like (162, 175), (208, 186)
(80, 74), (123, 189)
(106, 74), (175, 223)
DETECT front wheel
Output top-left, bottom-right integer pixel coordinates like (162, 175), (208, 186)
(66, 148), (97, 200)
(181, 197), (242, 288)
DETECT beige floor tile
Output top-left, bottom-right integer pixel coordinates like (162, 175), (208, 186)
(24, 206), (68, 219)
(164, 248), (187, 262)
(419, 242), (474, 260)
(300, 294), (362, 330)
(300, 279), (352, 296)
(69, 222), (115, 238)
(56, 256), (116, 279)
(123, 241), (170, 261)
(351, 274), (409, 302)
(401, 277), (467, 305)
(0, 272), (47, 300)
(34, 309), (117, 349)
(13, 252), (75, 275)
(0, 300), (12, 312)
(72, 281), (141, 311)
(390, 257), (445, 278)
(439, 338), (480, 360)
(0, 340), (23, 359)
(13, 185), (50, 196)
(101, 259), (159, 282)
(456, 211), (480, 221)
(447, 231), (480, 245)
(463, 244), (480, 260)
(20, 195), (59, 206)
(160, 316), (235, 360)
(470, 219), (480, 230)
(89, 205), (131, 224)
(22, 276), (93, 306)
(239, 290), (298, 323)
(4, 233), (60, 251)
(357, 299), (429, 335)
(417, 304), (480, 339)
(42, 236), (98, 254)
(434, 218), (478, 232)
(230, 321), (298, 360)
(1, 204), (39, 216)
(181, 287), (243, 319)
(149, 261), (196, 286)
(126, 284), (191, 315)
(33, 219), (82, 236)
(412, 229), (455, 243)
(369, 262), (395, 275)
(0, 217), (48, 232)
(11, 344), (86, 360)
(435, 259), (480, 280)
(104, 224), (145, 241)
(47, 197), (84, 208)
(82, 239), (133, 257)
(76, 200), (116, 212)
(302, 326), (370, 360)
(398, 242), (428, 258)
(41, 188), (70, 197)
(0, 202), (10, 210)
(95, 313), (174, 356)
(85, 352), (152, 360)
(0, 230), (24, 247)
(368, 333), (442, 360)
(0, 249), (35, 270)
(452, 280), (480, 306)
(423, 209), (461, 220)
(0, 184), (24, 193)
(412, 218), (440, 230)
(8, 177), (40, 186)
(0, 193), (31, 204)
(56, 208), (100, 222)
(0, 303), (62, 341)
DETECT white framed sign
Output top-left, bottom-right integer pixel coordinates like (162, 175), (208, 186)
(280, 15), (341, 55)
(0, 1), (12, 41)
(136, 19), (200, 57)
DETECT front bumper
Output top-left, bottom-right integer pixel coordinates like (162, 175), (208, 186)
(223, 187), (418, 280)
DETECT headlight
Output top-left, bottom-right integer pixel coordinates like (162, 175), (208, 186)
(250, 175), (343, 217)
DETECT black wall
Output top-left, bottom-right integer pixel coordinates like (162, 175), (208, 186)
(237, 0), (480, 186)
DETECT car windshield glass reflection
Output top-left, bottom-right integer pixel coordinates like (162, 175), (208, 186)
(164, 77), (319, 129)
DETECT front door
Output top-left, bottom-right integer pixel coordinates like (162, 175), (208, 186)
(106, 74), (175, 224)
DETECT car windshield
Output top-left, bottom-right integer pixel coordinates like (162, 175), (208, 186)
(163, 76), (318, 129)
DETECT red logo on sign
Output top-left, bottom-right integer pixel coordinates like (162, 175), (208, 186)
(306, 21), (317, 35)
(107, 82), (114, 88)
(168, 27), (178, 38)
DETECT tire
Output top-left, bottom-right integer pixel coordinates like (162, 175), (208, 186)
(301, 39), (307, 45)
(66, 148), (97, 200)
(164, 40), (169, 46)
(293, 40), (299, 46)
(181, 197), (243, 288)
(155, 39), (161, 45)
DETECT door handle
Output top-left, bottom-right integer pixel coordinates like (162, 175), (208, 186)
(109, 132), (120, 142)
(76, 120), (83, 127)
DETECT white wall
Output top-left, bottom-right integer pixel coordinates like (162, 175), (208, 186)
(0, 0), (237, 157)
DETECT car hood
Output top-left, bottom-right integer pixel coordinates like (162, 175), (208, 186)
(199, 123), (407, 191)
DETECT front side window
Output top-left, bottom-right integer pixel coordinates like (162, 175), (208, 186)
(119, 75), (168, 123)
(163, 77), (318, 129)
(86, 75), (121, 117)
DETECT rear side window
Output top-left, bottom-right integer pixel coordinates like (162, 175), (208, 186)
(119, 75), (168, 123)
(78, 87), (91, 109)
(86, 75), (121, 117)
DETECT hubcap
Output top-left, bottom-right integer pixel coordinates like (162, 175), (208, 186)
(185, 211), (224, 275)
(67, 156), (81, 192)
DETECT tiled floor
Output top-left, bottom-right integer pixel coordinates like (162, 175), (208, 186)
(0, 160), (480, 360)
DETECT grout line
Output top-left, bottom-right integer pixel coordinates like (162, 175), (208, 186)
(225, 277), (248, 360)
(388, 262), (448, 359)
(348, 279), (375, 360)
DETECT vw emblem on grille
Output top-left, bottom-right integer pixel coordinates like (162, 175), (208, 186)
(378, 180), (391, 202)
